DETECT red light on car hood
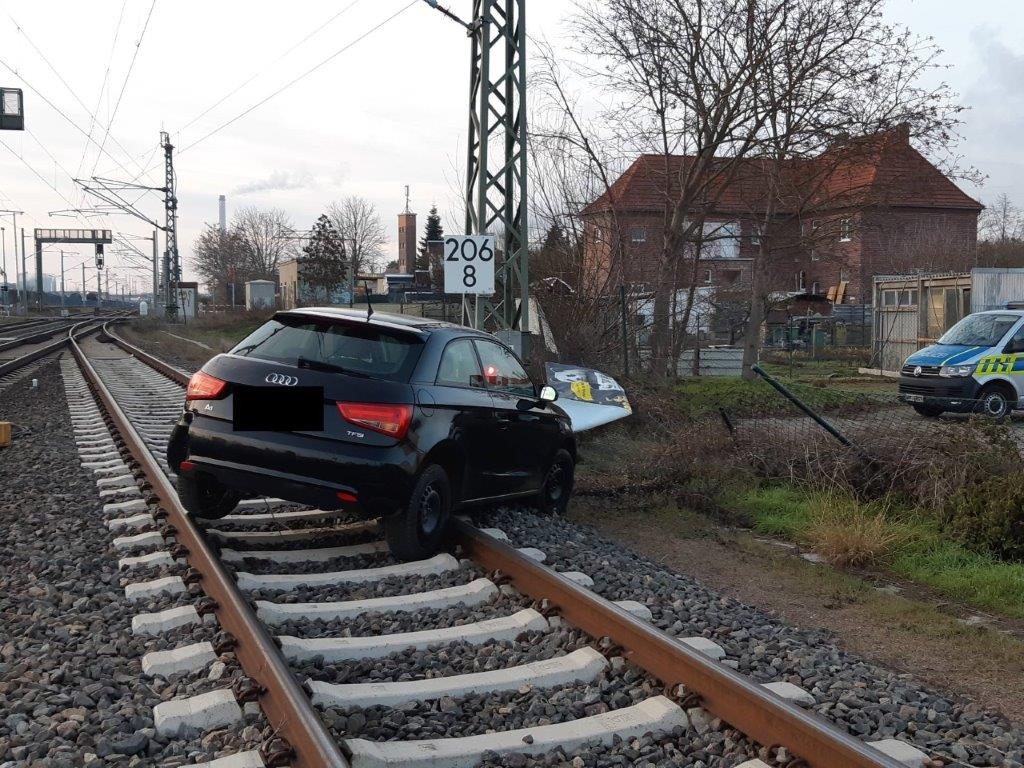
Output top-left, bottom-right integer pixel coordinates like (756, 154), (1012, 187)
(186, 371), (227, 401)
(337, 402), (413, 439)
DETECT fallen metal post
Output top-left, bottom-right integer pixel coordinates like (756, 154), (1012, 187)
(752, 363), (857, 450)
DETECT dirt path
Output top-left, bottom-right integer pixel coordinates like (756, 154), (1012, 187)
(571, 496), (1024, 725)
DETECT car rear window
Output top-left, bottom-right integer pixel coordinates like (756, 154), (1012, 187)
(230, 316), (424, 382)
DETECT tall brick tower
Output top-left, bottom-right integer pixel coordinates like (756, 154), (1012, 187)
(397, 186), (417, 274)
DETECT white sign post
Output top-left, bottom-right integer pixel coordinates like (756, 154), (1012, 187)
(443, 235), (496, 295)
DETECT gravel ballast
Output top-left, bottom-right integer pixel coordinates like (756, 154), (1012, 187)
(475, 506), (1024, 767)
(0, 359), (267, 766)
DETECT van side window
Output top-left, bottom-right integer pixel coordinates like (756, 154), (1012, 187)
(1006, 323), (1024, 354)
(436, 339), (484, 388)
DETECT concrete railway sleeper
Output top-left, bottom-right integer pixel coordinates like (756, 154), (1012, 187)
(42, 320), (950, 768)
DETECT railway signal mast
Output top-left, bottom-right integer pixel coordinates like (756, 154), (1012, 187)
(424, 1), (529, 347)
(76, 131), (181, 319)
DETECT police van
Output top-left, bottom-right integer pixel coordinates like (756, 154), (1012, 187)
(898, 307), (1024, 418)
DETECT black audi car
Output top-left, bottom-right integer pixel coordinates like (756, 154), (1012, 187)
(167, 308), (575, 560)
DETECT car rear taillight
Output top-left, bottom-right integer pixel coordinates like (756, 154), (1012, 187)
(337, 402), (413, 439)
(186, 371), (228, 401)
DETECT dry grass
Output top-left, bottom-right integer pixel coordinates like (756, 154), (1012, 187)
(804, 496), (903, 567)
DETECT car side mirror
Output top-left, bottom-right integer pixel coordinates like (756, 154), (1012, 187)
(539, 385), (558, 404)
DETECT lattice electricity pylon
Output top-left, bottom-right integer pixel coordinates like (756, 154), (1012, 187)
(464, 0), (529, 333)
(161, 131), (180, 317)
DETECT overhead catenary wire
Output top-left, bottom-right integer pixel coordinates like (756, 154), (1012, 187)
(172, 0), (368, 139)
(166, 0), (420, 160)
(88, 0), (159, 180)
(5, 9), (145, 182)
(0, 55), (143, 180)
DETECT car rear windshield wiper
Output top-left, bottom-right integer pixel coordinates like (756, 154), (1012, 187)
(296, 356), (371, 378)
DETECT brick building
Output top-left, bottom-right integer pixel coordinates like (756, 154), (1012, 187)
(581, 127), (982, 306)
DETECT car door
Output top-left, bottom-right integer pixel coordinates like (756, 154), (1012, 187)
(999, 320), (1024, 403)
(430, 338), (502, 502)
(473, 339), (561, 494)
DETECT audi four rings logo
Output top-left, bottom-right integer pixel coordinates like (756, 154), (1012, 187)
(265, 373), (299, 386)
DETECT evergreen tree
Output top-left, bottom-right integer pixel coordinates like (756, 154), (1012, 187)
(302, 214), (347, 304)
(417, 205), (444, 272)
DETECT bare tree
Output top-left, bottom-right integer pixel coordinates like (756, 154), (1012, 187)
(233, 206), (298, 280)
(980, 193), (1022, 244)
(328, 196), (388, 278)
(556, 0), (968, 379)
(191, 224), (248, 302)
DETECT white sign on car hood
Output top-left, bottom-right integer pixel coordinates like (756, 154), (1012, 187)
(545, 363), (632, 432)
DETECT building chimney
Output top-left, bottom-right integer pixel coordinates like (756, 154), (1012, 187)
(397, 188), (417, 274)
(218, 195), (227, 235)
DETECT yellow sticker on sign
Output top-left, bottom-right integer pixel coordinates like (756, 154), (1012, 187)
(570, 380), (594, 402)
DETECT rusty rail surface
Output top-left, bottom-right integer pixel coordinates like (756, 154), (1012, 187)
(455, 521), (904, 768)
(70, 331), (348, 768)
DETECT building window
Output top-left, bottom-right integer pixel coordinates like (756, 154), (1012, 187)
(839, 218), (853, 242)
(839, 268), (850, 282)
(797, 271), (806, 291)
(811, 281), (820, 295)
(704, 269), (713, 285)
(630, 226), (647, 244)
(809, 220), (821, 261)
(702, 221), (741, 259)
(750, 224), (761, 247)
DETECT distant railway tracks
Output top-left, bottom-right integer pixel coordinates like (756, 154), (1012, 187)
(3, 318), (930, 767)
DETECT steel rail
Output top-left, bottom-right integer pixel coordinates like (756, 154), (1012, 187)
(102, 320), (192, 385)
(454, 520), (905, 768)
(70, 332), (349, 768)
(0, 320), (103, 377)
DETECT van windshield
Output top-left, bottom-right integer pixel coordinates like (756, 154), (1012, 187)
(230, 316), (424, 382)
(938, 314), (1019, 347)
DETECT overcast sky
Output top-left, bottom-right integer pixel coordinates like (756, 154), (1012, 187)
(0, 0), (1021, 295)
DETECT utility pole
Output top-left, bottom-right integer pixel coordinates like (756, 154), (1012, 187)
(152, 229), (158, 310)
(97, 268), (102, 309)
(60, 250), (65, 310)
(162, 131), (180, 319)
(21, 228), (27, 309)
(424, 1), (529, 341)
(0, 211), (21, 310)
(81, 263), (86, 306)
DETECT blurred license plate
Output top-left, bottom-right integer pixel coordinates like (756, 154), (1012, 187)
(233, 385), (324, 432)
(905, 394), (925, 403)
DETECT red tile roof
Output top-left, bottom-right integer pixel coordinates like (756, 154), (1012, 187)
(582, 128), (981, 217)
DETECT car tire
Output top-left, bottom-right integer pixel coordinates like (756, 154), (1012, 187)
(177, 472), (240, 520)
(912, 404), (944, 418)
(385, 464), (451, 562)
(536, 449), (575, 516)
(977, 385), (1015, 420)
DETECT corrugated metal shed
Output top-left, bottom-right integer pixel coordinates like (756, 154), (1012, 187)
(971, 268), (1024, 310)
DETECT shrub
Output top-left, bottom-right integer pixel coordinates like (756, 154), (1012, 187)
(804, 497), (902, 567)
(945, 479), (1024, 561)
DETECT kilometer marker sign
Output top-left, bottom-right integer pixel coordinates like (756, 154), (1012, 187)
(443, 235), (495, 295)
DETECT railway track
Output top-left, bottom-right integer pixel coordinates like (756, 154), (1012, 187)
(34, 319), (943, 768)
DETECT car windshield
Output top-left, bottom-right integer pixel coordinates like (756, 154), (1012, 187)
(938, 314), (1019, 347)
(230, 316), (424, 382)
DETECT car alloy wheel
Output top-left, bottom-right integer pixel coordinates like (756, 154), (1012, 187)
(545, 463), (567, 503)
(418, 483), (443, 538)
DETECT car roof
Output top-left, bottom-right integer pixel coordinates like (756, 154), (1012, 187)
(971, 309), (1024, 317)
(276, 307), (492, 339)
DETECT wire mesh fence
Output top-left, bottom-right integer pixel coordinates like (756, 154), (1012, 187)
(710, 369), (1024, 559)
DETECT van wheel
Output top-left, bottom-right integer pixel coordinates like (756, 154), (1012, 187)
(977, 384), (1015, 420)
(385, 464), (451, 562)
(537, 449), (575, 516)
(912, 404), (944, 418)
(177, 473), (240, 520)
